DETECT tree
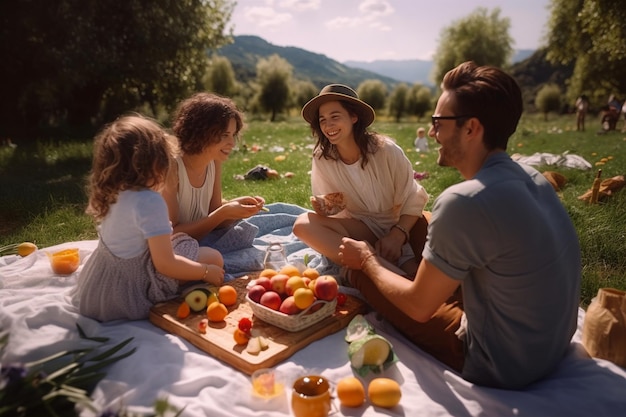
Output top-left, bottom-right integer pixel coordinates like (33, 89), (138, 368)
(388, 84), (409, 122)
(545, 0), (626, 103)
(0, 0), (234, 138)
(204, 55), (238, 97)
(292, 80), (319, 109)
(357, 80), (387, 114)
(431, 7), (513, 86)
(535, 84), (562, 120)
(253, 54), (293, 121)
(406, 84), (432, 121)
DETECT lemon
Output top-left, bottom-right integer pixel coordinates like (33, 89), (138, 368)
(368, 378), (401, 408)
(17, 242), (38, 257)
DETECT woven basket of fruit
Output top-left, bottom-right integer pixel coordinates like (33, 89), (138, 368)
(246, 295), (337, 332)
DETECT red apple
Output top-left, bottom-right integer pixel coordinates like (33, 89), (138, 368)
(270, 273), (290, 296)
(247, 284), (266, 303)
(313, 275), (338, 301)
(279, 296), (302, 315)
(255, 276), (272, 291)
(260, 291), (282, 311)
(285, 276), (306, 296)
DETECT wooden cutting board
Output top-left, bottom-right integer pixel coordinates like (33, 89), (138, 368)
(149, 275), (367, 375)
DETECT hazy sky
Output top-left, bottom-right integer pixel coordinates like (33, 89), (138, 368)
(229, 0), (551, 62)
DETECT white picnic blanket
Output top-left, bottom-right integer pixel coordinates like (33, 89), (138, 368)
(2, 204), (626, 417)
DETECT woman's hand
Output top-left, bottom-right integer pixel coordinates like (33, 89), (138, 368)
(221, 196), (267, 219)
(375, 232), (404, 264)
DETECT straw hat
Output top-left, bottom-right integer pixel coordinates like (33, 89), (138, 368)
(301, 84), (375, 127)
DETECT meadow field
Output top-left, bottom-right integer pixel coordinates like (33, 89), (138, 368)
(1, 113), (624, 307)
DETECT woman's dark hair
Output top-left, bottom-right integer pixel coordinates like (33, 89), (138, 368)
(310, 100), (379, 168)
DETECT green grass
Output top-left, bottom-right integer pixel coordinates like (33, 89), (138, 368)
(1, 113), (625, 307)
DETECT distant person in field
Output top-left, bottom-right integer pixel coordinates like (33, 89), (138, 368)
(338, 61), (581, 389)
(621, 101), (626, 132)
(73, 115), (224, 322)
(293, 84), (430, 278)
(575, 94), (589, 131)
(414, 126), (429, 152)
(162, 93), (265, 251)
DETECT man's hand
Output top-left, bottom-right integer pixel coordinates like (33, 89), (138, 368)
(339, 237), (374, 270)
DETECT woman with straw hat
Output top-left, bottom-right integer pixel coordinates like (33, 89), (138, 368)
(293, 84), (429, 278)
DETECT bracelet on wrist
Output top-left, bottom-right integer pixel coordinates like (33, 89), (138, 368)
(202, 264), (209, 281)
(392, 224), (410, 244)
(360, 252), (377, 270)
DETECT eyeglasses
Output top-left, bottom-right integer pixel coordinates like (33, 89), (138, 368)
(430, 115), (474, 131)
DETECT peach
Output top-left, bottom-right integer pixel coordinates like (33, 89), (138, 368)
(313, 275), (339, 301)
(270, 273), (290, 296)
(279, 296), (302, 315)
(260, 291), (282, 311)
(302, 267), (320, 280)
(255, 276), (272, 291)
(293, 287), (315, 310)
(247, 284), (267, 303)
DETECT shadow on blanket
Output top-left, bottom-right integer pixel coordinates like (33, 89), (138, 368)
(198, 202), (340, 278)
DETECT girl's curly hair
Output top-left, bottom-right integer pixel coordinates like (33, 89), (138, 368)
(86, 114), (178, 221)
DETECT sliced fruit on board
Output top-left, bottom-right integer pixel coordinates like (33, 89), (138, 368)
(348, 334), (392, 370)
(184, 289), (209, 312)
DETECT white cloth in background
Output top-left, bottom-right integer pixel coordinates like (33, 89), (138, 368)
(511, 152), (592, 170)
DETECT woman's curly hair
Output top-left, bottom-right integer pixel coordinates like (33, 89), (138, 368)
(86, 114), (178, 222)
(171, 93), (245, 155)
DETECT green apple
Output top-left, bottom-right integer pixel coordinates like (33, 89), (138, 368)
(184, 289), (208, 312)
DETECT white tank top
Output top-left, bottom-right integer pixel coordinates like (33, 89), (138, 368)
(175, 156), (215, 224)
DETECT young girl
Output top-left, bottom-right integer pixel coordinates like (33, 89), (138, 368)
(72, 115), (224, 322)
(162, 93), (265, 248)
(293, 84), (429, 277)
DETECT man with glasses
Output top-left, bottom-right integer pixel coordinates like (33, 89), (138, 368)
(339, 61), (581, 389)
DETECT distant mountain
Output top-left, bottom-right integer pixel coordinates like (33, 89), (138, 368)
(343, 59), (434, 86)
(216, 35), (401, 89)
(216, 36), (550, 101)
(344, 50), (536, 86)
(512, 49), (535, 64)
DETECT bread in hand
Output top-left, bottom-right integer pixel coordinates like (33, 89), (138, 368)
(310, 192), (346, 216)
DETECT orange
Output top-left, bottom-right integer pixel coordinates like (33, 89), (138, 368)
(176, 301), (191, 319)
(233, 328), (250, 345)
(206, 302), (228, 322)
(48, 248), (80, 275)
(279, 264), (300, 277)
(259, 268), (278, 278)
(218, 285), (238, 306)
(336, 377), (366, 408)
